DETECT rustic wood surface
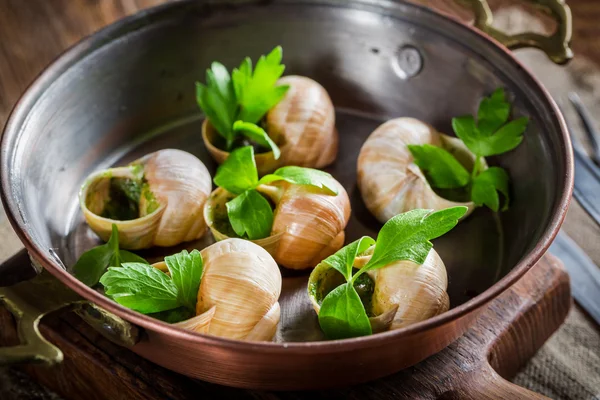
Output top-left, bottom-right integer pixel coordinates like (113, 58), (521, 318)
(0, 0), (598, 399)
(0, 254), (570, 399)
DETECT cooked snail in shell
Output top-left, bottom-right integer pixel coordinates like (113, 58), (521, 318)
(307, 207), (466, 339)
(357, 118), (479, 223)
(308, 247), (449, 333)
(203, 146), (350, 270)
(79, 149), (212, 249)
(198, 46), (337, 175)
(359, 90), (528, 222)
(99, 239), (281, 342)
(157, 239), (281, 341)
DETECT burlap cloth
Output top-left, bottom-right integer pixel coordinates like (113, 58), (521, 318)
(0, 2), (599, 400)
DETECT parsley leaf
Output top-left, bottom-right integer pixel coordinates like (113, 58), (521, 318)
(478, 117), (528, 156)
(471, 167), (510, 212)
(206, 62), (237, 112)
(213, 146), (259, 194)
(406, 88), (527, 213)
(360, 207), (468, 272)
(452, 88), (528, 157)
(226, 189), (274, 240)
(196, 74), (236, 146)
(73, 224), (147, 287)
(316, 207), (466, 339)
(233, 120), (281, 159)
(164, 249), (204, 312)
(100, 262), (180, 314)
(407, 144), (470, 189)
(232, 57), (252, 101)
(233, 46), (289, 124)
(73, 244), (114, 287)
(321, 236), (375, 280)
(196, 47), (289, 151)
(453, 115), (528, 157)
(100, 249), (205, 317)
(477, 87), (511, 133)
(318, 283), (372, 339)
(258, 166), (339, 195)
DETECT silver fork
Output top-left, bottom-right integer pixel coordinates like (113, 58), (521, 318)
(561, 94), (600, 227)
(568, 92), (600, 166)
(550, 94), (600, 326)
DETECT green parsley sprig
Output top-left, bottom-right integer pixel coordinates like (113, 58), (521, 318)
(314, 207), (467, 340)
(213, 145), (339, 240)
(408, 88), (528, 212)
(73, 224), (147, 287)
(196, 46), (289, 154)
(100, 249), (204, 322)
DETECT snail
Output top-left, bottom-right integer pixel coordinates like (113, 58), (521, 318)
(202, 75), (338, 175)
(357, 118), (482, 223)
(205, 179), (351, 270)
(308, 246), (449, 333)
(153, 239), (282, 341)
(79, 149), (212, 250)
(264, 75), (338, 169)
(198, 48), (338, 174)
(203, 145), (351, 270)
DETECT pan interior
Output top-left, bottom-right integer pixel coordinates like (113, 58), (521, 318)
(2, 1), (566, 342)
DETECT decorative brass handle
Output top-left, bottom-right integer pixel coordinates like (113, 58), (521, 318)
(0, 250), (140, 366)
(0, 251), (80, 365)
(458, 0), (573, 64)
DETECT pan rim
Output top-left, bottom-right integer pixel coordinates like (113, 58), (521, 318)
(0, 0), (573, 353)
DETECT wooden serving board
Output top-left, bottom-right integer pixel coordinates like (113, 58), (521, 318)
(0, 253), (570, 399)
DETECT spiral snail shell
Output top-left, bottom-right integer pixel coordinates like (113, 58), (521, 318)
(154, 239), (282, 341)
(204, 179), (351, 270)
(357, 118), (481, 223)
(80, 149), (212, 250)
(265, 75), (338, 169)
(202, 75), (338, 175)
(308, 247), (449, 333)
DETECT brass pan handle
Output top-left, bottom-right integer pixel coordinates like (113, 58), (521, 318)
(0, 250), (139, 366)
(457, 0), (573, 64)
(0, 250), (79, 365)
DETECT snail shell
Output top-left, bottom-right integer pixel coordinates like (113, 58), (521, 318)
(357, 118), (480, 223)
(204, 180), (351, 270)
(201, 75), (338, 175)
(157, 239), (282, 341)
(80, 149), (212, 249)
(308, 248), (449, 333)
(266, 75), (338, 169)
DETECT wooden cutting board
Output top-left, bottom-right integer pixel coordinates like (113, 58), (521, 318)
(0, 254), (571, 399)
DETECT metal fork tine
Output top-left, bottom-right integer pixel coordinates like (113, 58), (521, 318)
(559, 104), (590, 161)
(568, 92), (600, 166)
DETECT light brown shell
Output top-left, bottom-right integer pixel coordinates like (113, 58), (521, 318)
(201, 75), (338, 175)
(153, 239), (282, 341)
(308, 248), (449, 333)
(266, 75), (338, 169)
(203, 180), (351, 270)
(79, 149), (212, 249)
(357, 118), (480, 224)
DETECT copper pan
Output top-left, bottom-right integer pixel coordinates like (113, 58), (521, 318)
(0, 0), (573, 390)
